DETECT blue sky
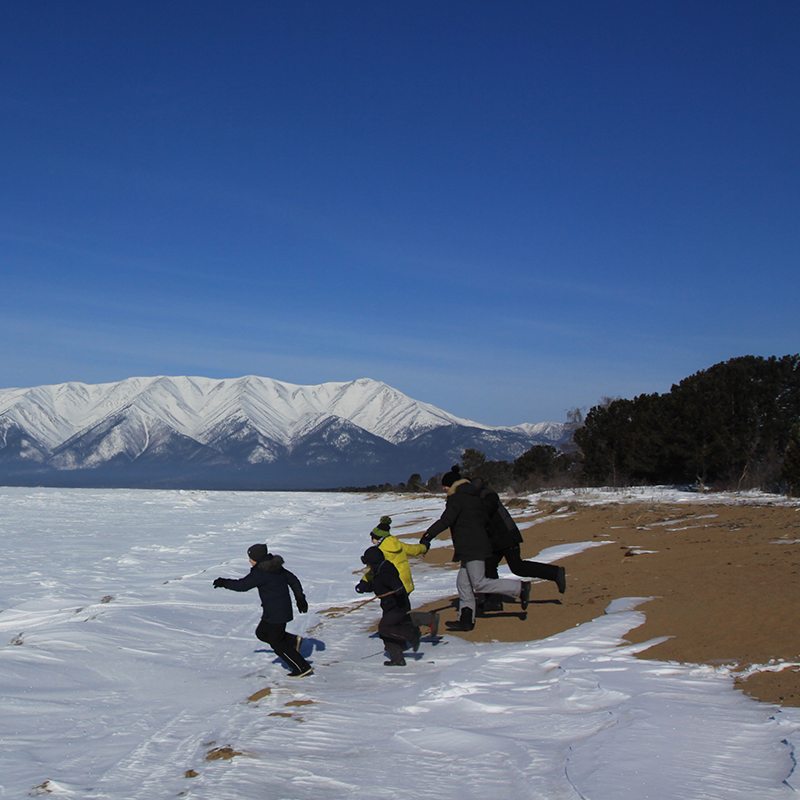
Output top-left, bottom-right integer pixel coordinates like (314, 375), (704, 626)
(1, 1), (797, 426)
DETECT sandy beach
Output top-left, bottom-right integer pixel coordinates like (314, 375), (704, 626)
(406, 496), (800, 707)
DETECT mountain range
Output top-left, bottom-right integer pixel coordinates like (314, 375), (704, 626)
(0, 376), (568, 490)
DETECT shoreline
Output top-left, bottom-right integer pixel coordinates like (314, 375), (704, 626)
(407, 497), (800, 707)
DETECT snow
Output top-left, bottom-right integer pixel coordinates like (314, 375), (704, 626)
(1, 486), (799, 799)
(0, 375), (503, 451)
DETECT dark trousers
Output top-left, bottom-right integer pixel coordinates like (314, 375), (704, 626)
(255, 619), (312, 674)
(378, 608), (415, 660)
(485, 545), (561, 582)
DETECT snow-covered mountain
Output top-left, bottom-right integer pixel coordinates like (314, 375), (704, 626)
(0, 376), (568, 489)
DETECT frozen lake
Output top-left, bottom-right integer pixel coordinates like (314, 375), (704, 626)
(1, 486), (798, 799)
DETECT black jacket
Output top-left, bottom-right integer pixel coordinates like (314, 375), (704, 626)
(473, 479), (523, 552)
(357, 558), (410, 614)
(422, 479), (492, 562)
(219, 554), (307, 624)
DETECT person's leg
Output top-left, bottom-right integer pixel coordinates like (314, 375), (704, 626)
(379, 609), (414, 665)
(256, 619), (313, 675)
(379, 609), (415, 645)
(456, 561), (477, 614)
(464, 559), (522, 599)
(503, 546), (567, 592)
(503, 545), (556, 579)
(484, 552), (502, 580)
(480, 553), (504, 613)
(445, 562), (478, 630)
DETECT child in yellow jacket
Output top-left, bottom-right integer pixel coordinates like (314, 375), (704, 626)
(363, 516), (428, 595)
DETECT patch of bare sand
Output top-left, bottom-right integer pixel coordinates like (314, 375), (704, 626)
(411, 502), (800, 707)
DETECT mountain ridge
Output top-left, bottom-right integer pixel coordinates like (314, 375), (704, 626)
(0, 376), (568, 489)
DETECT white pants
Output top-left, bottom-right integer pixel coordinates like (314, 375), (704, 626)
(457, 560), (521, 614)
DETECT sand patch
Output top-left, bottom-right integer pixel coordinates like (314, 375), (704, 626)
(412, 501), (800, 707)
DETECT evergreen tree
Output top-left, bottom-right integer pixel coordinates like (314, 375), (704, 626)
(574, 354), (800, 488)
(459, 448), (486, 475)
(405, 473), (423, 492)
(783, 422), (800, 496)
(513, 445), (559, 481)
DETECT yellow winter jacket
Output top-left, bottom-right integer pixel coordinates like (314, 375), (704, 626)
(364, 535), (427, 594)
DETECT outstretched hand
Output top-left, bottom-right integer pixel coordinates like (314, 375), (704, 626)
(213, 577), (226, 588)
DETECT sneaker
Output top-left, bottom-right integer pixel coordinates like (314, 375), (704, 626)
(410, 626), (421, 652)
(520, 581), (531, 610)
(384, 654), (406, 667)
(288, 667), (313, 678)
(555, 566), (567, 595)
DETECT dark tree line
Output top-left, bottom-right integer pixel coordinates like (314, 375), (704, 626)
(449, 445), (580, 492)
(573, 355), (800, 489)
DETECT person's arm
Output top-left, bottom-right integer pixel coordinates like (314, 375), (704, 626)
(400, 541), (429, 557)
(420, 497), (459, 547)
(213, 570), (259, 592)
(284, 569), (309, 613)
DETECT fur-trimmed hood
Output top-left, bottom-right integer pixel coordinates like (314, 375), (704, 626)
(255, 554), (285, 573)
(446, 477), (472, 496)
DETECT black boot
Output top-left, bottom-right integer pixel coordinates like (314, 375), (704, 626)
(445, 608), (474, 632)
(520, 581), (531, 610)
(384, 653), (406, 666)
(482, 594), (504, 613)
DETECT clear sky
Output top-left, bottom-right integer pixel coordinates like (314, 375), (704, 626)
(1, 1), (797, 426)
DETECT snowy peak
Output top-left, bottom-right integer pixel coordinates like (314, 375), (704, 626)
(0, 376), (487, 447)
(0, 376), (567, 489)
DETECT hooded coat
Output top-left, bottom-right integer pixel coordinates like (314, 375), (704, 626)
(422, 478), (492, 562)
(364, 535), (427, 594)
(217, 554), (307, 624)
(358, 548), (410, 614)
(471, 477), (524, 552)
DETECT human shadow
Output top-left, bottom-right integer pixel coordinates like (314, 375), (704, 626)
(254, 636), (326, 660)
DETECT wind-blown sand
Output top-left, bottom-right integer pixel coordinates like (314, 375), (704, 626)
(409, 498), (800, 707)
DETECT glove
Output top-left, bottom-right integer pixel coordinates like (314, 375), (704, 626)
(419, 534), (433, 549)
(422, 542), (431, 554)
(297, 597), (309, 613)
(355, 581), (369, 594)
(213, 577), (226, 588)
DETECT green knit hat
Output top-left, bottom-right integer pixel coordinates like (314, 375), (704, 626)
(370, 515), (392, 540)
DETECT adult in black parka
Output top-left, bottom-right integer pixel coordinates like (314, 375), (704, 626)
(213, 543), (313, 678)
(420, 467), (530, 631)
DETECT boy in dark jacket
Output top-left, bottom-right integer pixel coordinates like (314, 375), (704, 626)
(213, 543), (313, 678)
(356, 546), (421, 666)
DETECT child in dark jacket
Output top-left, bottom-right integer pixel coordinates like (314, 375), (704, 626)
(214, 543), (313, 678)
(356, 546), (421, 666)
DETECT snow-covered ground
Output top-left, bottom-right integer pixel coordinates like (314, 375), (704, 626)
(1, 486), (799, 799)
